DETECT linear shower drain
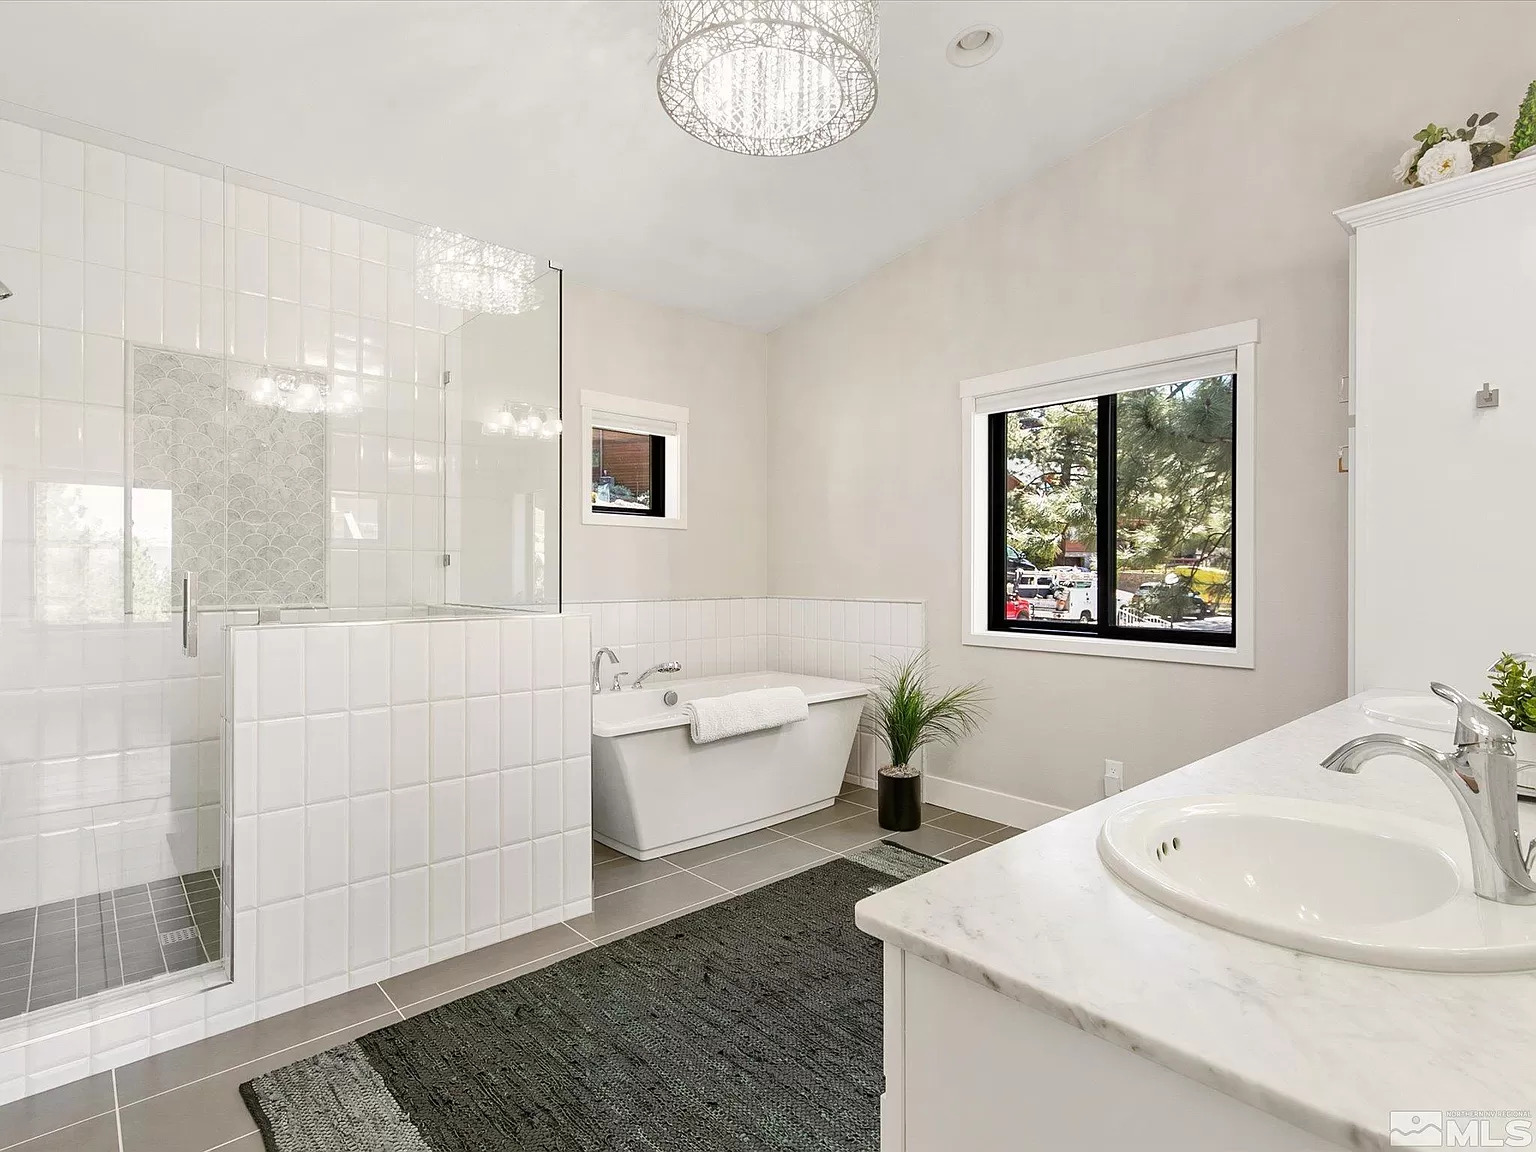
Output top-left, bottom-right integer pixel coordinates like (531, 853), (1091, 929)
(159, 927), (199, 945)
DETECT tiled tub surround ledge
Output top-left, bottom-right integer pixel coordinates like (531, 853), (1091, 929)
(855, 693), (1536, 1151)
(225, 611), (593, 1013)
(565, 597), (925, 785)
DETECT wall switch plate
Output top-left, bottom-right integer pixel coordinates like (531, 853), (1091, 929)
(1476, 383), (1500, 409)
(1103, 759), (1123, 797)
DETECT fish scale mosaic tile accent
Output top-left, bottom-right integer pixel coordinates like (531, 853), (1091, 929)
(133, 347), (327, 607)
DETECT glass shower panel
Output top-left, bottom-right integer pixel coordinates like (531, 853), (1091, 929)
(443, 266), (562, 611)
(0, 120), (233, 1036)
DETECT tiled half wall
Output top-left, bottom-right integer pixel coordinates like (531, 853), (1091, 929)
(225, 612), (594, 1017)
(0, 610), (591, 1103)
(563, 597), (925, 784)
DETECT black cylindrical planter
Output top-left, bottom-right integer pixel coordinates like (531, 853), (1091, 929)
(878, 770), (922, 831)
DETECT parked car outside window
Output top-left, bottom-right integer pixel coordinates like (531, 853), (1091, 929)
(1129, 581), (1210, 621)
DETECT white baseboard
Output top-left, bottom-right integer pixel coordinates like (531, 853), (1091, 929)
(919, 776), (1072, 831)
(844, 772), (1072, 831)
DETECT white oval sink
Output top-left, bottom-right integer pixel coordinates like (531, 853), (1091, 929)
(1098, 795), (1536, 971)
(1360, 692), (1454, 733)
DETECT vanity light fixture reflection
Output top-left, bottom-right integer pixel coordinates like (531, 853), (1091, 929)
(482, 401), (563, 440)
(245, 367), (358, 416)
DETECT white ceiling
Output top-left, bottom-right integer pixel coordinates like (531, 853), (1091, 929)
(0, 1), (1327, 330)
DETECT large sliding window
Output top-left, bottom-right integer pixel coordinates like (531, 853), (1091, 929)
(987, 373), (1237, 647)
(961, 321), (1257, 669)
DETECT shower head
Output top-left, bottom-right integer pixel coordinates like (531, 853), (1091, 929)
(0, 279), (11, 301)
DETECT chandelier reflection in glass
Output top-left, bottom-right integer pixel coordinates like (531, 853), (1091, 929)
(247, 367), (358, 417)
(482, 402), (563, 440)
(656, 1), (879, 157)
(416, 226), (544, 315)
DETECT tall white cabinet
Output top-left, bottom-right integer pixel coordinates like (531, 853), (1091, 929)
(1338, 155), (1536, 696)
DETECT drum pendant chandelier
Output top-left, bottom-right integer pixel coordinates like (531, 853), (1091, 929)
(656, 1), (879, 157)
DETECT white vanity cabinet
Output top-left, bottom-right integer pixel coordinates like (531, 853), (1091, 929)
(876, 945), (1344, 1152)
(1339, 155), (1536, 695)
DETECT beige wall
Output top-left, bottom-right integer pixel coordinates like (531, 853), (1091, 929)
(764, 0), (1536, 811)
(563, 282), (769, 602)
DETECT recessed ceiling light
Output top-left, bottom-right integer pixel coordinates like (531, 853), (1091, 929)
(947, 24), (1001, 68)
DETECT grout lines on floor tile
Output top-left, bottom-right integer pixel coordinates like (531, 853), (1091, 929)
(203, 1132), (258, 1151)
(112, 1067), (123, 1152)
(375, 983), (405, 1021)
(24, 906), (36, 1022)
(122, 1009), (407, 1112)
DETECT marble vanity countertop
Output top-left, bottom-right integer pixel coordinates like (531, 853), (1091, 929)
(855, 691), (1536, 1151)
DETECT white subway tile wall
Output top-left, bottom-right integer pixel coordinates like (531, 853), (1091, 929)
(225, 612), (592, 1016)
(0, 107), (560, 1103)
(564, 597), (925, 784)
(0, 116), (467, 924)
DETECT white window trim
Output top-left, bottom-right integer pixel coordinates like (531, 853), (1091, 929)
(960, 320), (1257, 669)
(580, 390), (689, 530)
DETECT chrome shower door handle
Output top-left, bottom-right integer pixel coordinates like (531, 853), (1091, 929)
(182, 571), (199, 658)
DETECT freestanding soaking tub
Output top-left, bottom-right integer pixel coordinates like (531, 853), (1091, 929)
(590, 671), (869, 860)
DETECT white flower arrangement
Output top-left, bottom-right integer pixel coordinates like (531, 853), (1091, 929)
(1417, 139), (1474, 184)
(1395, 111), (1505, 188)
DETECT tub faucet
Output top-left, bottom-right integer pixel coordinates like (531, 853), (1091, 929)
(633, 661), (682, 689)
(591, 647), (619, 694)
(1321, 681), (1536, 905)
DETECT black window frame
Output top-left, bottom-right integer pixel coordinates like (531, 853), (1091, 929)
(986, 378), (1238, 649)
(590, 427), (667, 519)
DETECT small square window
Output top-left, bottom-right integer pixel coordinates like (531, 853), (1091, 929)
(580, 391), (688, 530)
(591, 427), (666, 518)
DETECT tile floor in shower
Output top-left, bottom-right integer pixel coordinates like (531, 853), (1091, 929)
(0, 871), (222, 1019)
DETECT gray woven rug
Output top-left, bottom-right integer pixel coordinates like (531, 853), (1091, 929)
(240, 844), (937, 1151)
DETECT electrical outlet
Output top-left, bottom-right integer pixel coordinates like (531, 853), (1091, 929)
(1103, 758), (1124, 797)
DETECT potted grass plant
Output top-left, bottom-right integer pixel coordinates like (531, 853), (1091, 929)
(868, 651), (987, 832)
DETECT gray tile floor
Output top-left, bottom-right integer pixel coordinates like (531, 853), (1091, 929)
(0, 871), (221, 1022)
(0, 784), (1024, 1152)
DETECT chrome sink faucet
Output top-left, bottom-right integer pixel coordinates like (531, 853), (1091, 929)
(1322, 682), (1536, 906)
(633, 661), (682, 689)
(591, 647), (619, 693)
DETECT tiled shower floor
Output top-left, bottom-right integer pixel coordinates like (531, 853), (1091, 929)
(0, 870), (222, 1020)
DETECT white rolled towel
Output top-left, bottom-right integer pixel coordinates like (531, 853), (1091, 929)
(683, 686), (809, 744)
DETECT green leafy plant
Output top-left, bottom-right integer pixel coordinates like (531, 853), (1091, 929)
(1512, 82), (1536, 158)
(867, 651), (987, 777)
(1481, 652), (1536, 733)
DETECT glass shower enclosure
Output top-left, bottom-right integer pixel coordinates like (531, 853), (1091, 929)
(0, 109), (562, 1067)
